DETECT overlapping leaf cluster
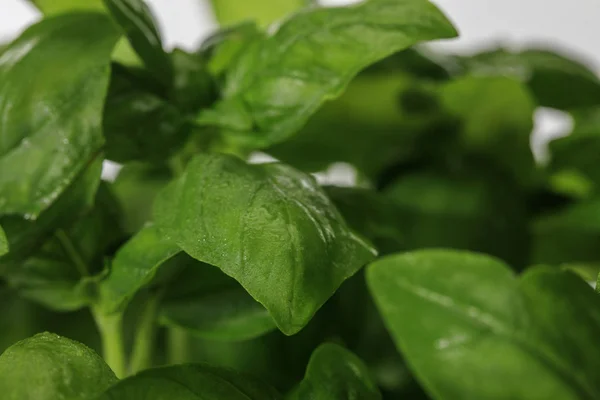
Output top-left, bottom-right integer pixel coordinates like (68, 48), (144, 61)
(1, 0), (600, 399)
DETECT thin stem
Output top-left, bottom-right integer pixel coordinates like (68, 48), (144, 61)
(168, 327), (190, 365)
(55, 229), (88, 276)
(129, 294), (161, 374)
(93, 309), (126, 378)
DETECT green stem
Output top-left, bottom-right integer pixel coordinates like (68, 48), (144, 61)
(55, 229), (88, 276)
(168, 327), (190, 365)
(93, 309), (126, 378)
(129, 294), (161, 374)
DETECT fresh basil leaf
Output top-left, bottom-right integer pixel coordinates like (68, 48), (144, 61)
(2, 184), (125, 311)
(0, 332), (117, 400)
(0, 156), (103, 264)
(97, 364), (281, 399)
(112, 163), (173, 233)
(439, 75), (536, 183)
(325, 186), (405, 255)
(210, 0), (305, 27)
(102, 0), (173, 86)
(197, 0), (457, 148)
(461, 48), (600, 110)
(0, 14), (120, 218)
(287, 343), (381, 400)
(160, 258), (276, 341)
(532, 199), (600, 265)
(169, 49), (217, 113)
(153, 153), (376, 334)
(367, 250), (600, 400)
(0, 226), (7, 257)
(98, 224), (180, 314)
(103, 63), (188, 163)
(383, 162), (529, 268)
(26, 0), (104, 13)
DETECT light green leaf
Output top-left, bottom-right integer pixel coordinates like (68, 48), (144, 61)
(368, 250), (600, 400)
(0, 226), (7, 257)
(153, 153), (376, 334)
(287, 343), (381, 400)
(460, 48), (600, 110)
(102, 0), (173, 86)
(26, 0), (104, 14)
(198, 0), (457, 148)
(0, 332), (117, 400)
(159, 259), (276, 341)
(210, 0), (305, 27)
(96, 364), (281, 399)
(0, 14), (120, 218)
(98, 224), (181, 314)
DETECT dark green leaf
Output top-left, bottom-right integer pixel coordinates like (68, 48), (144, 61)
(548, 134), (600, 196)
(0, 226), (7, 257)
(97, 364), (281, 399)
(460, 48), (600, 109)
(98, 224), (180, 314)
(0, 14), (119, 218)
(160, 258), (276, 341)
(102, 0), (173, 86)
(112, 163), (174, 233)
(368, 250), (600, 400)
(2, 184), (125, 311)
(287, 343), (381, 400)
(438, 75), (536, 183)
(197, 0), (457, 148)
(169, 49), (217, 113)
(153, 153), (376, 334)
(210, 0), (305, 27)
(103, 64), (188, 163)
(0, 332), (117, 400)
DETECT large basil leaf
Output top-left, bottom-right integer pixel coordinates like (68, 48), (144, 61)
(210, 0), (305, 27)
(0, 332), (117, 400)
(367, 250), (600, 400)
(197, 0), (457, 148)
(438, 75), (536, 183)
(112, 163), (174, 233)
(153, 153), (376, 334)
(160, 258), (276, 341)
(102, 0), (173, 86)
(0, 14), (120, 218)
(460, 48), (600, 110)
(103, 64), (188, 163)
(3, 184), (124, 311)
(0, 156), (103, 264)
(97, 364), (281, 399)
(98, 224), (180, 314)
(287, 343), (381, 400)
(0, 226), (7, 257)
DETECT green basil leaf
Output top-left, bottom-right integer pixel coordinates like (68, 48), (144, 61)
(461, 48), (600, 110)
(98, 224), (180, 314)
(383, 162), (529, 268)
(0, 14), (119, 218)
(103, 64), (188, 163)
(548, 134), (600, 196)
(532, 199), (600, 265)
(287, 343), (381, 400)
(160, 258), (276, 341)
(367, 250), (600, 400)
(102, 0), (173, 86)
(0, 226), (7, 257)
(439, 75), (536, 183)
(0, 156), (103, 264)
(112, 163), (174, 233)
(210, 0), (305, 27)
(153, 153), (376, 334)
(197, 0), (457, 148)
(97, 364), (281, 399)
(26, 0), (104, 13)
(169, 49), (217, 113)
(0, 332), (117, 400)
